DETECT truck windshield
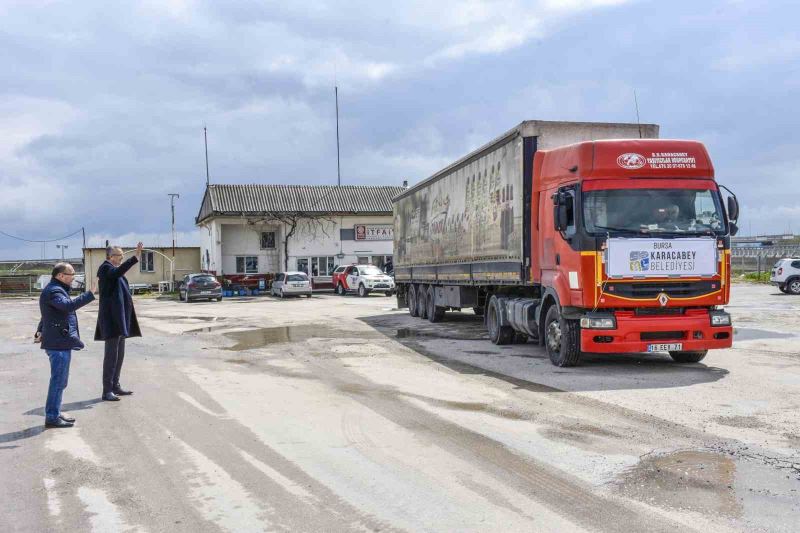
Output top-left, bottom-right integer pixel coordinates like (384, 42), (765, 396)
(583, 188), (726, 235)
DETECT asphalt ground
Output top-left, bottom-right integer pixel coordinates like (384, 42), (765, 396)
(1, 283), (798, 532)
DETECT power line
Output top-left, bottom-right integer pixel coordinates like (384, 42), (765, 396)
(0, 227), (84, 243)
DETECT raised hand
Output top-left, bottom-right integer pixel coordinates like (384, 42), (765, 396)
(135, 241), (144, 259)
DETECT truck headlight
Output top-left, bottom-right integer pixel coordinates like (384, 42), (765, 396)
(580, 313), (616, 329)
(709, 311), (731, 326)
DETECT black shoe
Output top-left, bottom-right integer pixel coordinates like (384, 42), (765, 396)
(112, 387), (133, 396)
(59, 414), (75, 423)
(45, 418), (74, 428)
(102, 392), (120, 401)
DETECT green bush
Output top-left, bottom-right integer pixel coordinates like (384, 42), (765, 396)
(742, 271), (770, 283)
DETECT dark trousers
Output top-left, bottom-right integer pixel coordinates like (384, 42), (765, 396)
(103, 336), (126, 394)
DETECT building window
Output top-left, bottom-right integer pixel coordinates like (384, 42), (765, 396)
(236, 256), (258, 274)
(296, 258), (308, 274)
(357, 256), (369, 265)
(371, 255), (393, 271)
(260, 231), (276, 250)
(140, 251), (155, 272)
(310, 256), (336, 276)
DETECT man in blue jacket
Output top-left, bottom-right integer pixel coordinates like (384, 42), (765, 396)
(94, 242), (143, 401)
(36, 263), (96, 428)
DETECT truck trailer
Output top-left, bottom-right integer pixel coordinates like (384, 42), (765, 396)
(393, 120), (739, 366)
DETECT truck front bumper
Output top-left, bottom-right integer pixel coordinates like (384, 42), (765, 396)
(580, 310), (733, 354)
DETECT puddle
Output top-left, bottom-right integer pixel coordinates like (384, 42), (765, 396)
(139, 315), (223, 322)
(734, 328), (795, 341)
(185, 325), (233, 334)
(222, 325), (380, 351)
(613, 450), (741, 517)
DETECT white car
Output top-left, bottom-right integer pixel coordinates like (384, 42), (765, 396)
(770, 258), (800, 295)
(271, 271), (312, 298)
(346, 264), (395, 297)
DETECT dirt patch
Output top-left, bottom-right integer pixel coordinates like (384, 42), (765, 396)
(713, 415), (767, 429)
(613, 450), (741, 517)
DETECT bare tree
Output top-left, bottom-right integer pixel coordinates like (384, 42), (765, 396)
(251, 212), (337, 271)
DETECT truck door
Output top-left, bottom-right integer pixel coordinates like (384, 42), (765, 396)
(541, 185), (578, 288)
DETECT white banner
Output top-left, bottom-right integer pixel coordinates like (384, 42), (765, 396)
(606, 238), (717, 277)
(355, 224), (393, 241)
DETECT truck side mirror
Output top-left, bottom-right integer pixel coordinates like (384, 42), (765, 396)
(729, 221), (739, 236)
(552, 191), (572, 232)
(727, 196), (739, 223)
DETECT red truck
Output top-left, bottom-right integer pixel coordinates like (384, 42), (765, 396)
(393, 121), (738, 366)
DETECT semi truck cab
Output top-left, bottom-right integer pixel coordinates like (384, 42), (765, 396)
(533, 139), (738, 365)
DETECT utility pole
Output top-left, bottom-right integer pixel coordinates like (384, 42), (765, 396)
(204, 126), (210, 187)
(168, 194), (180, 283)
(335, 85), (341, 186)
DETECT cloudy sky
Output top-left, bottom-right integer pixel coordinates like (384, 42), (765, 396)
(1, 0), (797, 259)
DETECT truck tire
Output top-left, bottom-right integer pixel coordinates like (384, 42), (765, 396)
(544, 305), (581, 367)
(473, 306), (485, 317)
(427, 286), (444, 323)
(487, 296), (514, 345)
(408, 286), (419, 317)
(669, 350), (708, 363)
(417, 285), (429, 319)
(788, 278), (800, 295)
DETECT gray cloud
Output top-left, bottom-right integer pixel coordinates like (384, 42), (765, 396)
(1, 0), (797, 259)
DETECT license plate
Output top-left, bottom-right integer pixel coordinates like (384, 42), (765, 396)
(647, 343), (683, 352)
(201, 291), (213, 295)
(291, 283), (304, 287)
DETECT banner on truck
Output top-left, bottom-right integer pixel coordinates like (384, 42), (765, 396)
(606, 238), (717, 277)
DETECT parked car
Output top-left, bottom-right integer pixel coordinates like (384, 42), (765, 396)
(271, 271), (312, 298)
(770, 258), (800, 294)
(334, 264), (395, 297)
(179, 273), (222, 302)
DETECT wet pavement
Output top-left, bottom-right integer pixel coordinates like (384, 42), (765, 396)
(0, 282), (798, 532)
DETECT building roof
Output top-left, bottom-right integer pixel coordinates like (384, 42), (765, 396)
(196, 184), (406, 223)
(83, 246), (200, 250)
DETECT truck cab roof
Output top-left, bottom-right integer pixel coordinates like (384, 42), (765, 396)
(534, 139), (715, 191)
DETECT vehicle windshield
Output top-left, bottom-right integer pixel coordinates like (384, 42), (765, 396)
(193, 275), (216, 283)
(583, 188), (726, 235)
(360, 266), (383, 276)
(287, 274), (308, 282)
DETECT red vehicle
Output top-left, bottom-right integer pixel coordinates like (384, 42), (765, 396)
(394, 121), (738, 366)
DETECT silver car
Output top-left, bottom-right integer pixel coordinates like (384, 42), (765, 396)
(271, 271), (312, 298)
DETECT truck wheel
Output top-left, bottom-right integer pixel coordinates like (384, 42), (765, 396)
(544, 306), (581, 367)
(408, 286), (419, 317)
(669, 350), (708, 363)
(788, 278), (800, 295)
(417, 285), (429, 319)
(336, 283), (346, 296)
(358, 284), (368, 297)
(487, 296), (514, 345)
(473, 306), (485, 317)
(427, 286), (444, 322)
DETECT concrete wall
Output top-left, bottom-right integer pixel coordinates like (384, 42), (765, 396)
(83, 247), (201, 286)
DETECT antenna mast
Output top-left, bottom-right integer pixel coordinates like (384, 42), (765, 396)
(634, 89), (642, 139)
(204, 126), (210, 187)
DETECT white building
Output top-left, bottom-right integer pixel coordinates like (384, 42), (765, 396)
(196, 184), (404, 286)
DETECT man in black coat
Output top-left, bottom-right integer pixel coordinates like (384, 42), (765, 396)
(36, 263), (96, 428)
(94, 242), (143, 401)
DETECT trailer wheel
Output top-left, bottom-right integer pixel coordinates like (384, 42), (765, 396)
(427, 286), (444, 322)
(669, 350), (708, 363)
(417, 285), (429, 319)
(408, 286), (419, 317)
(487, 296), (514, 345)
(544, 306), (581, 367)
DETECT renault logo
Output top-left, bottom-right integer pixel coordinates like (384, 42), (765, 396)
(657, 293), (669, 307)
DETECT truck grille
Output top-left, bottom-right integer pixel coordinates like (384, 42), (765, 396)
(641, 331), (686, 341)
(634, 307), (684, 316)
(607, 281), (717, 299)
